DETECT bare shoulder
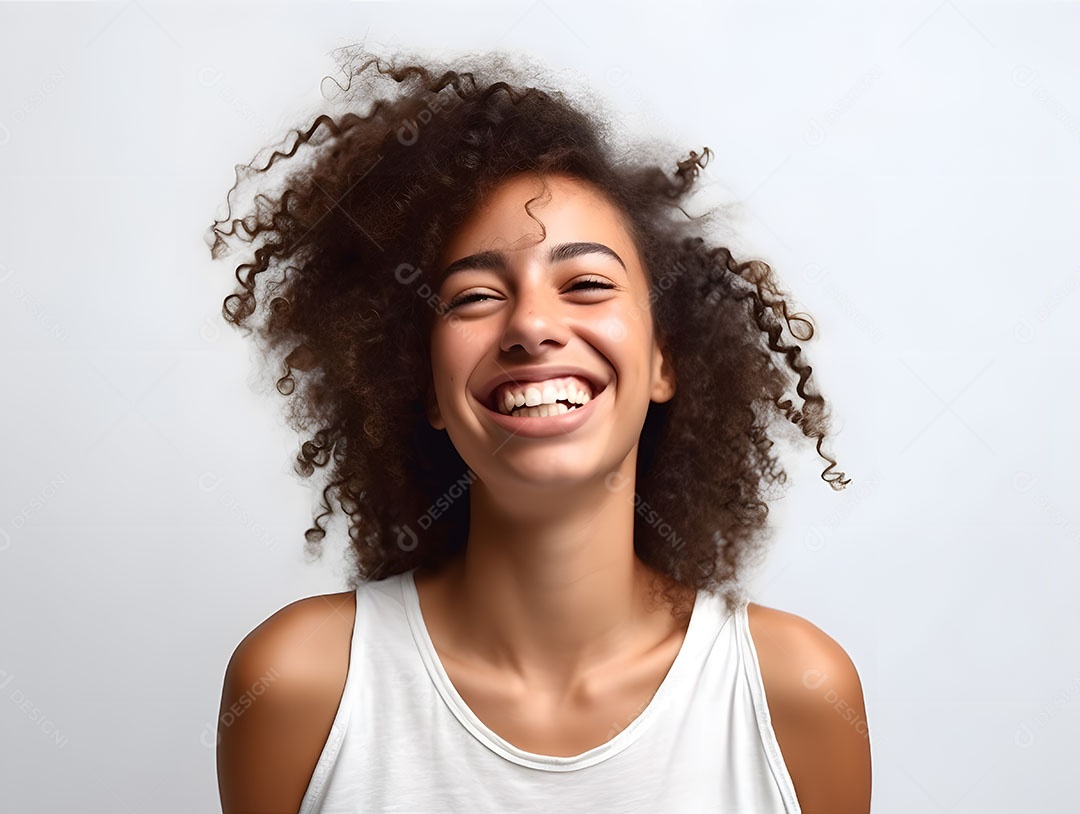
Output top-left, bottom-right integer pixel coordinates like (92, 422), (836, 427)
(217, 590), (356, 814)
(745, 602), (872, 814)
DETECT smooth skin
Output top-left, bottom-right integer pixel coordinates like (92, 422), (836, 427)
(216, 173), (872, 813)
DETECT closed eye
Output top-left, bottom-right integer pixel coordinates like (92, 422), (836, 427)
(447, 278), (616, 309)
(571, 279), (616, 292)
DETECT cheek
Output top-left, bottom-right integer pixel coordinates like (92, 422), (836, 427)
(590, 298), (651, 347)
(586, 314), (652, 367)
(427, 344), (451, 397)
(429, 336), (468, 396)
(589, 315), (625, 345)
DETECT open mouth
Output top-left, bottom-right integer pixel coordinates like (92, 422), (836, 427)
(501, 397), (589, 419)
(484, 375), (604, 418)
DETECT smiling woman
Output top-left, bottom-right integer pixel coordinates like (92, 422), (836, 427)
(208, 45), (870, 814)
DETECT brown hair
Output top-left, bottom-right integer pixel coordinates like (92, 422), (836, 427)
(207, 46), (849, 614)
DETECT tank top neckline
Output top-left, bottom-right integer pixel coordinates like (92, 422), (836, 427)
(400, 567), (714, 772)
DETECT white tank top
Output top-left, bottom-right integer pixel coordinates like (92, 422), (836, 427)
(298, 568), (802, 813)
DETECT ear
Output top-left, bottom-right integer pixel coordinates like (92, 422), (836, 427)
(650, 339), (676, 404)
(425, 383), (445, 430)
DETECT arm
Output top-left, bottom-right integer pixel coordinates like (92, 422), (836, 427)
(217, 592), (355, 814)
(747, 603), (873, 814)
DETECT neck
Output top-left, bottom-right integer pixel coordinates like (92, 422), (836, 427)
(430, 474), (688, 698)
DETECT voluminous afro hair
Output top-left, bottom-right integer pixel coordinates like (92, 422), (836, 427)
(207, 45), (850, 614)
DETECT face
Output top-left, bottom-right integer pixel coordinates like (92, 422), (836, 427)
(426, 172), (675, 491)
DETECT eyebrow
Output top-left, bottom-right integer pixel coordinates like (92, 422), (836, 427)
(437, 241), (628, 286)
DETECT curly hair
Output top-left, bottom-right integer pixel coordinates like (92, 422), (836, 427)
(206, 45), (850, 615)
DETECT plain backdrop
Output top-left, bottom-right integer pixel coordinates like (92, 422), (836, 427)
(1, 1), (1078, 811)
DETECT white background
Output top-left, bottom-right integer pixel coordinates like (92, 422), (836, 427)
(1, 1), (1078, 811)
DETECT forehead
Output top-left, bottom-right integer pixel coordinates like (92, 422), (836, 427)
(437, 173), (641, 272)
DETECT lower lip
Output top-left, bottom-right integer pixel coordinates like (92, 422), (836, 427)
(480, 387), (607, 438)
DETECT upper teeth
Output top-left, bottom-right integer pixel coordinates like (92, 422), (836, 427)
(493, 376), (594, 416)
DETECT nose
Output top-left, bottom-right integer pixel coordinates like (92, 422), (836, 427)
(498, 272), (572, 355)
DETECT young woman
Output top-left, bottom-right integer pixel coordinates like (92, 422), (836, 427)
(210, 48), (871, 813)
